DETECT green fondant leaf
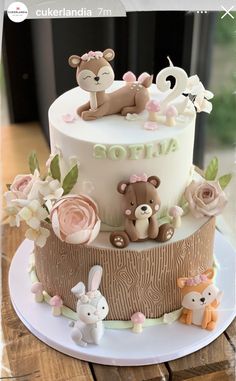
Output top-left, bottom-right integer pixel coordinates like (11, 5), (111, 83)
(62, 164), (79, 195)
(204, 157), (218, 181)
(28, 151), (40, 174)
(218, 173), (232, 190)
(50, 154), (61, 182)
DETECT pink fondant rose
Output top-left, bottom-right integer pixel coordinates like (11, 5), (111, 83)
(50, 194), (101, 244)
(185, 180), (227, 218)
(10, 171), (39, 199)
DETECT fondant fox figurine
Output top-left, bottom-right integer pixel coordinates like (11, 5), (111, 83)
(177, 269), (223, 331)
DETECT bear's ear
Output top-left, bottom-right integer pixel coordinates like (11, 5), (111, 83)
(117, 181), (129, 194)
(147, 176), (161, 188)
(68, 55), (81, 68)
(177, 277), (188, 289)
(103, 48), (115, 62)
(204, 268), (214, 280)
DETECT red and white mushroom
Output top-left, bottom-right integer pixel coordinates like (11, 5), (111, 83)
(31, 282), (44, 303)
(131, 312), (146, 333)
(145, 100), (161, 122)
(169, 206), (184, 228)
(165, 105), (178, 126)
(50, 295), (63, 316)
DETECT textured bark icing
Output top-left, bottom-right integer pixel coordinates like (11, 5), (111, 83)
(35, 218), (215, 320)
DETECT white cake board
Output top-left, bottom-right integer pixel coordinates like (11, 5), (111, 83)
(9, 231), (236, 366)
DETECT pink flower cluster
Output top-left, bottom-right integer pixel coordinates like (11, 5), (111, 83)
(185, 274), (208, 287)
(81, 51), (103, 61)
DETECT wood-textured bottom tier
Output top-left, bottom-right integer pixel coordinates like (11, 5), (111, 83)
(35, 218), (215, 320)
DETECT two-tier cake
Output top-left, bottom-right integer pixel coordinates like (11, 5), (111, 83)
(5, 49), (231, 346)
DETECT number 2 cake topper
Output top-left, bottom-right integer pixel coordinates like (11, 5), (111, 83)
(68, 49), (153, 121)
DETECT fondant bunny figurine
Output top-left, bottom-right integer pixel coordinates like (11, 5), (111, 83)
(68, 49), (153, 120)
(177, 268), (223, 331)
(71, 265), (109, 346)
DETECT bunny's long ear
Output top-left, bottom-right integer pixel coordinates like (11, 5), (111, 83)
(71, 282), (85, 298)
(88, 265), (103, 291)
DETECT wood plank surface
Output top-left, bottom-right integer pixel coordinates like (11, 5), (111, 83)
(92, 363), (169, 381)
(225, 319), (236, 349)
(168, 332), (235, 381)
(1, 122), (50, 186)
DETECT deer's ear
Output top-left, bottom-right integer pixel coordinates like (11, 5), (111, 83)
(68, 55), (81, 68)
(103, 49), (115, 62)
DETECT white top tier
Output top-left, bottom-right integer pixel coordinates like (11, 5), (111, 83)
(49, 82), (195, 144)
(49, 81), (196, 229)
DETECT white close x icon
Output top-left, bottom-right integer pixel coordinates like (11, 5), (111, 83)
(221, 5), (235, 19)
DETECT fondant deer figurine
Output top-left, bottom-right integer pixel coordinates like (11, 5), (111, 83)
(69, 49), (153, 121)
(177, 268), (223, 331)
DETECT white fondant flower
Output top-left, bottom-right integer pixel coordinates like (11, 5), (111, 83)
(28, 177), (63, 202)
(4, 204), (21, 227)
(4, 190), (20, 207)
(185, 75), (201, 94)
(25, 226), (50, 247)
(38, 177), (64, 201)
(194, 91), (213, 113)
(185, 75), (214, 114)
(4, 191), (25, 227)
(126, 113), (140, 121)
(19, 200), (48, 229)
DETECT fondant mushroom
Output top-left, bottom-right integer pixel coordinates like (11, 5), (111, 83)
(131, 312), (146, 333)
(169, 206), (184, 228)
(31, 282), (44, 303)
(50, 295), (63, 316)
(145, 100), (161, 122)
(165, 105), (178, 126)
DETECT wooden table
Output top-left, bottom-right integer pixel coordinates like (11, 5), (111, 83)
(1, 123), (236, 380)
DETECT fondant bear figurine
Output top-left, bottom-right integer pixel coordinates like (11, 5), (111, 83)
(110, 174), (174, 248)
(177, 268), (223, 331)
(68, 49), (153, 121)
